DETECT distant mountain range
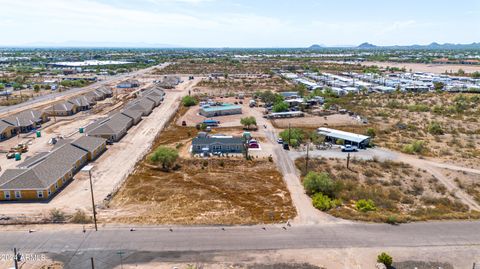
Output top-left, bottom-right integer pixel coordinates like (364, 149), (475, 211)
(5, 41), (179, 48)
(309, 42), (480, 50)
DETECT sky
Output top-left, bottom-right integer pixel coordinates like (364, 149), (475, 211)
(0, 0), (479, 47)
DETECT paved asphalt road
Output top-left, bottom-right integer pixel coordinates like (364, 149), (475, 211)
(1, 221), (479, 268)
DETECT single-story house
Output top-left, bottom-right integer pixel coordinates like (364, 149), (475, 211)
(68, 96), (91, 111)
(144, 93), (163, 106)
(2, 110), (49, 133)
(117, 79), (140, 88)
(125, 98), (155, 116)
(191, 134), (244, 154)
(96, 86), (113, 98)
(0, 143), (88, 201)
(84, 90), (104, 102)
(199, 105), (242, 117)
(121, 108), (143, 125)
(45, 102), (78, 116)
(0, 121), (18, 141)
(317, 127), (370, 149)
(71, 136), (107, 160)
(86, 113), (133, 142)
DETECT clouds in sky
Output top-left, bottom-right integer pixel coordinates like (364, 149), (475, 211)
(0, 0), (478, 47)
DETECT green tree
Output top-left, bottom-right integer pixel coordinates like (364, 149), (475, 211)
(240, 116), (257, 130)
(457, 69), (465, 75)
(377, 252), (393, 267)
(279, 128), (304, 147)
(302, 171), (337, 197)
(272, 101), (289, 112)
(0, 83), (4, 90)
(182, 95), (197, 107)
(472, 71), (480, 79)
(149, 147), (179, 170)
(33, 84), (41, 93)
(433, 82), (445, 91)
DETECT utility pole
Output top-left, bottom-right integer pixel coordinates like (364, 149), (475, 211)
(90, 257), (95, 269)
(305, 142), (310, 173)
(288, 123), (291, 145)
(88, 170), (98, 231)
(13, 248), (19, 269)
(346, 153), (350, 169)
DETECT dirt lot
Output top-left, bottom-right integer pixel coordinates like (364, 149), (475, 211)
(108, 157), (295, 225)
(106, 103), (295, 225)
(271, 113), (362, 129)
(195, 76), (292, 95)
(296, 157), (480, 222)
(362, 61), (480, 74)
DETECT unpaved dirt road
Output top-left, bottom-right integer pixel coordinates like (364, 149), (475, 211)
(251, 108), (341, 224)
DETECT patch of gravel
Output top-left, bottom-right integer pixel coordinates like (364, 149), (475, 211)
(392, 261), (454, 269)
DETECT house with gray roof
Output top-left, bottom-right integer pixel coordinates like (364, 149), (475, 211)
(143, 93), (163, 106)
(96, 86), (113, 98)
(191, 134), (244, 154)
(45, 102), (78, 116)
(125, 97), (155, 116)
(71, 136), (107, 160)
(0, 121), (18, 141)
(68, 96), (91, 111)
(86, 113), (133, 142)
(2, 110), (48, 133)
(84, 90), (104, 102)
(121, 108), (143, 125)
(0, 143), (88, 201)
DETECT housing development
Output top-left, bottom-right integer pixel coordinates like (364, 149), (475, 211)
(1, 1), (480, 269)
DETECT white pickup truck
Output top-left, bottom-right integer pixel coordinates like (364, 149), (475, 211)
(341, 145), (358, 152)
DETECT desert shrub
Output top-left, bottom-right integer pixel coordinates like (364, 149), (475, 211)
(182, 95), (197, 107)
(311, 193), (341, 211)
(302, 171), (337, 197)
(50, 208), (66, 223)
(402, 140), (426, 154)
(70, 209), (91, 224)
(386, 215), (398, 225)
(377, 252), (393, 267)
(366, 127), (376, 138)
(355, 199), (376, 212)
(427, 121), (444, 135)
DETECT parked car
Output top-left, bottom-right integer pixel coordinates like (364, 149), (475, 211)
(277, 138), (284, 144)
(341, 145), (358, 152)
(283, 143), (290, 150)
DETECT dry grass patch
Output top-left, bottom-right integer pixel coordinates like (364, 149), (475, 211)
(109, 158), (295, 224)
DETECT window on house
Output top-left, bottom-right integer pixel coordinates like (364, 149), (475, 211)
(37, 191), (43, 198)
(15, 191), (21, 199)
(4, 191), (10, 199)
(48, 190), (51, 196)
(55, 183), (58, 189)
